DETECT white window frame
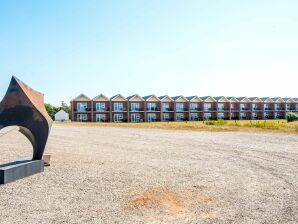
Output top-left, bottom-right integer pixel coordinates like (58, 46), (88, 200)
(176, 113), (184, 121)
(96, 103), (105, 112)
(217, 112), (225, 119)
(131, 103), (140, 112)
(148, 113), (157, 122)
(163, 113), (169, 121)
(77, 114), (87, 121)
(190, 103), (198, 111)
(190, 113), (198, 121)
(96, 114), (106, 122)
(175, 103), (184, 112)
(147, 103), (156, 111)
(204, 113), (212, 120)
(218, 103), (225, 111)
(204, 103), (211, 111)
(77, 103), (87, 112)
(114, 103), (123, 112)
(162, 103), (170, 111)
(114, 113), (123, 122)
(131, 113), (141, 122)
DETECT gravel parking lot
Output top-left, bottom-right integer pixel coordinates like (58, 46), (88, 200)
(0, 124), (297, 224)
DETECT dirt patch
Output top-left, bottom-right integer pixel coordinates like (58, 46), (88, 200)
(130, 186), (186, 214)
(128, 184), (218, 221)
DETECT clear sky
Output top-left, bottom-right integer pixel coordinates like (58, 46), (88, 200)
(1, 0), (298, 105)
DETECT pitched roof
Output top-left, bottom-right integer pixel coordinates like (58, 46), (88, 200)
(271, 97), (285, 103)
(110, 94), (127, 101)
(213, 96), (229, 102)
(143, 94), (160, 101)
(172, 95), (188, 102)
(186, 96), (202, 102)
(71, 94), (91, 102)
(158, 95), (174, 101)
(200, 96), (216, 102)
(226, 97), (239, 102)
(283, 97), (297, 103)
(126, 94), (144, 101)
(93, 94), (109, 101)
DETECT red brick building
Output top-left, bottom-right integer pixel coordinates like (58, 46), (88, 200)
(70, 94), (298, 122)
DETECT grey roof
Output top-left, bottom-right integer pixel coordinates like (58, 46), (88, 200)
(186, 96), (197, 100)
(158, 95), (167, 100)
(236, 97), (248, 101)
(283, 97), (292, 101)
(199, 96), (213, 101)
(143, 95), (154, 100)
(271, 97), (285, 102)
(248, 97), (261, 101)
(126, 94), (136, 100)
(226, 96), (237, 100)
(283, 97), (298, 102)
(213, 96), (227, 101)
(110, 94), (127, 100)
(172, 95), (187, 101)
(260, 97), (271, 101)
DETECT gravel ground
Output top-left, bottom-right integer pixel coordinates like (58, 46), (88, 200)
(0, 124), (297, 224)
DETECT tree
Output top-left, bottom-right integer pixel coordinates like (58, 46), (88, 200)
(45, 103), (59, 118)
(44, 102), (71, 118)
(60, 101), (71, 114)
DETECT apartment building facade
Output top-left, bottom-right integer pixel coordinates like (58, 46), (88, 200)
(70, 94), (298, 122)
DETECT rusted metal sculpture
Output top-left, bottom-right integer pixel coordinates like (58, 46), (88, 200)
(0, 76), (52, 160)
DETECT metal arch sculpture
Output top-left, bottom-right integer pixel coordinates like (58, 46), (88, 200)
(0, 76), (52, 160)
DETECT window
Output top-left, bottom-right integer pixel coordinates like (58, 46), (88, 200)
(77, 103), (87, 112)
(96, 114), (106, 122)
(131, 113), (141, 122)
(176, 103), (184, 112)
(96, 103), (105, 111)
(147, 103), (156, 111)
(218, 113), (224, 119)
(190, 113), (198, 121)
(190, 103), (198, 111)
(114, 113), (123, 122)
(114, 103), (123, 111)
(240, 104), (246, 110)
(163, 113), (169, 121)
(240, 112), (246, 119)
(131, 103), (140, 111)
(218, 103), (225, 111)
(204, 113), (212, 120)
(176, 113), (184, 121)
(148, 113), (157, 122)
(252, 103), (259, 110)
(162, 103), (170, 111)
(253, 112), (257, 118)
(231, 103), (237, 110)
(275, 104), (278, 110)
(77, 114), (87, 121)
(204, 103), (211, 111)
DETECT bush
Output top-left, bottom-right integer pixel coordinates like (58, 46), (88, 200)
(286, 112), (298, 122)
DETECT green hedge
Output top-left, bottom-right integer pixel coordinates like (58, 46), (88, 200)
(286, 112), (298, 122)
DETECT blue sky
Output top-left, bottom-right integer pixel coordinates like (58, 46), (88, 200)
(1, 0), (298, 105)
